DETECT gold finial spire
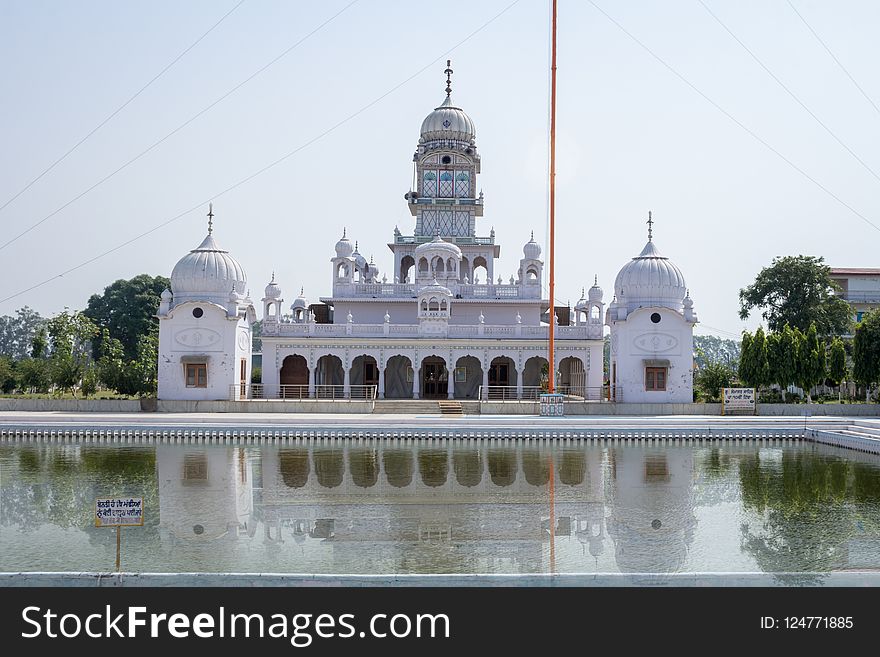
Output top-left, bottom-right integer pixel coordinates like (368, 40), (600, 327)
(647, 210), (653, 242)
(207, 203), (214, 235)
(444, 59), (453, 96)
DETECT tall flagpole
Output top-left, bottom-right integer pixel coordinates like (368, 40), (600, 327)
(548, 0), (558, 393)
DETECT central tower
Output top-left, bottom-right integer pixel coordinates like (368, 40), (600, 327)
(394, 61), (497, 286)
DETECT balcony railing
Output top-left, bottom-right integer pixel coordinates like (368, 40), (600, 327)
(262, 321), (601, 340)
(840, 292), (880, 303)
(230, 384), (377, 401)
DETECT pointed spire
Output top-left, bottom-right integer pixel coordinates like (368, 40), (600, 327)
(581, 287), (586, 299)
(342, 227), (347, 238)
(300, 286), (304, 296)
(270, 271), (275, 283)
(647, 210), (653, 242)
(594, 274), (598, 285)
(444, 59), (453, 96)
(207, 203), (214, 235)
(354, 240), (359, 252)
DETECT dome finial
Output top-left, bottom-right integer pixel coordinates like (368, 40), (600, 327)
(444, 59), (453, 96)
(271, 270), (275, 283)
(342, 227), (346, 238)
(207, 203), (214, 235)
(530, 230), (534, 240)
(594, 274), (598, 285)
(647, 210), (653, 242)
(301, 286), (304, 296)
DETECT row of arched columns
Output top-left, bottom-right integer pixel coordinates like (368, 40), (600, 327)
(271, 350), (589, 399)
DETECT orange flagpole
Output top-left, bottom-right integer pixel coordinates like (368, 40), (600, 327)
(548, 0), (558, 393)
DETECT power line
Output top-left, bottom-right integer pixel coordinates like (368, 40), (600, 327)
(698, 0), (880, 186)
(786, 0), (880, 119)
(0, 0), (247, 216)
(587, 1), (880, 235)
(0, 0), (361, 254)
(0, 0), (523, 306)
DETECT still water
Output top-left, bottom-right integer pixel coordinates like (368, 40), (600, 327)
(2, 439), (880, 577)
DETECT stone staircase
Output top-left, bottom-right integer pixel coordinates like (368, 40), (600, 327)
(811, 419), (880, 455)
(371, 399), (481, 415)
(438, 400), (463, 416)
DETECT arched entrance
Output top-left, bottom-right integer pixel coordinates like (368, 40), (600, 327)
(559, 355), (586, 396)
(351, 354), (378, 399)
(523, 356), (549, 400)
(454, 355), (481, 399)
(420, 356), (448, 399)
(316, 354), (343, 398)
(399, 255), (415, 284)
(384, 355), (413, 399)
(488, 356), (517, 399)
(279, 355), (308, 399)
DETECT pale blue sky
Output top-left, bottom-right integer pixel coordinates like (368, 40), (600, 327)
(1, 0), (878, 339)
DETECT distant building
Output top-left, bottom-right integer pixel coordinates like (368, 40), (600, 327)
(830, 268), (880, 330)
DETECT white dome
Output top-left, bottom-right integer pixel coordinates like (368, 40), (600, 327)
(419, 278), (453, 298)
(291, 289), (308, 310)
(523, 232), (542, 260)
(613, 240), (687, 310)
(171, 233), (247, 304)
(335, 230), (353, 258)
(575, 289), (588, 311)
(414, 234), (462, 260)
(353, 247), (367, 272)
(368, 259), (380, 279)
(264, 274), (282, 300)
(420, 95), (476, 143)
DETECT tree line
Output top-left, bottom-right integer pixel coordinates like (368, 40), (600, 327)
(0, 275), (168, 398)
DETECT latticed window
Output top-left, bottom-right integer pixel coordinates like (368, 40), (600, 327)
(439, 171), (454, 197)
(455, 170), (470, 197)
(645, 367), (666, 391)
(423, 171), (437, 197)
(185, 363), (207, 388)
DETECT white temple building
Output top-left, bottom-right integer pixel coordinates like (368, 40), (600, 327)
(156, 64), (697, 404)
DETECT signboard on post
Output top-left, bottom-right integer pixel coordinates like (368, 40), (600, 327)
(95, 497), (144, 527)
(721, 388), (756, 415)
(96, 497), (143, 572)
(540, 393), (565, 417)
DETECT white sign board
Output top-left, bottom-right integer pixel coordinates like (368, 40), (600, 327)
(95, 497), (144, 527)
(722, 388), (756, 411)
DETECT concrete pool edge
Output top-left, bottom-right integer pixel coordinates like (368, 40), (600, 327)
(2, 572), (878, 587)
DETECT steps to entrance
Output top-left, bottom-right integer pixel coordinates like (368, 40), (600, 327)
(438, 401), (463, 416)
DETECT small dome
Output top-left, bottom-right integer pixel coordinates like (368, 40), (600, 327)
(160, 288), (172, 301)
(291, 288), (308, 310)
(613, 240), (687, 310)
(420, 95), (476, 143)
(575, 289), (588, 311)
(264, 274), (282, 300)
(589, 276), (604, 302)
(171, 233), (247, 304)
(352, 242), (367, 272)
(368, 257), (380, 279)
(335, 229), (353, 258)
(523, 232), (542, 260)
(414, 233), (462, 260)
(419, 277), (453, 298)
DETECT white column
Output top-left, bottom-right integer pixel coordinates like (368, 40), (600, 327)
(482, 367), (489, 400)
(378, 365), (386, 399)
(343, 364), (351, 399)
(308, 366), (316, 399)
(516, 368), (523, 400)
(587, 344), (603, 400)
(447, 363), (455, 399)
(413, 366), (421, 399)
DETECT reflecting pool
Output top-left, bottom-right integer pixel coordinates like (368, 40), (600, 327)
(2, 439), (880, 578)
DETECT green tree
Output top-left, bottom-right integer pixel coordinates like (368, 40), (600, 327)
(853, 310), (880, 402)
(739, 255), (852, 336)
(31, 326), (48, 359)
(827, 337), (847, 400)
(47, 310), (98, 395)
(738, 331), (754, 387)
(795, 323), (825, 402)
(693, 335), (740, 370)
(740, 327), (770, 390)
(84, 274), (169, 360)
(17, 358), (51, 393)
(695, 360), (735, 402)
(0, 306), (46, 360)
(97, 330), (158, 397)
(0, 356), (16, 393)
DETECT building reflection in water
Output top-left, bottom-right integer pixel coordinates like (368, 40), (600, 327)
(154, 442), (701, 573)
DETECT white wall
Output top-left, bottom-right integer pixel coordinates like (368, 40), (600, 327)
(610, 307), (693, 403)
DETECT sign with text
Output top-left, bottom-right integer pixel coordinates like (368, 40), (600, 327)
(722, 388), (756, 412)
(95, 497), (144, 527)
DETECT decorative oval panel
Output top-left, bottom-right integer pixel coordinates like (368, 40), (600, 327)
(174, 327), (222, 350)
(632, 332), (679, 353)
